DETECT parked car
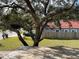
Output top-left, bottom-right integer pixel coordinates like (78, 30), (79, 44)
(23, 32), (35, 37)
(23, 32), (31, 36)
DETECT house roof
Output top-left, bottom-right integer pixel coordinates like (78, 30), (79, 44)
(47, 20), (79, 28)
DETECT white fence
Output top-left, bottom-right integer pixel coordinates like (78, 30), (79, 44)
(42, 30), (79, 39)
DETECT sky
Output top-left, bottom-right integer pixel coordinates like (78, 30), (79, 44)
(77, 0), (79, 5)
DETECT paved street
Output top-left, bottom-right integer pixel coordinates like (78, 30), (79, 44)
(0, 31), (17, 40)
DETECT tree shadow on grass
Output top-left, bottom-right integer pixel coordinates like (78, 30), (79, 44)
(0, 43), (4, 47)
(27, 46), (79, 59)
(18, 46), (79, 59)
(2, 46), (79, 59)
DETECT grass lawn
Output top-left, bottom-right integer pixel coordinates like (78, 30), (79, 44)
(0, 37), (79, 51)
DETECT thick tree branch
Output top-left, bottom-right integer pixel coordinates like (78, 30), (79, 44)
(41, 0), (76, 25)
(24, 0), (40, 25)
(44, 0), (49, 15)
(15, 30), (28, 46)
(23, 0), (35, 13)
(0, 3), (25, 11)
(0, 2), (34, 23)
(39, 19), (53, 41)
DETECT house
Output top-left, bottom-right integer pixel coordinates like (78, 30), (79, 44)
(42, 20), (79, 39)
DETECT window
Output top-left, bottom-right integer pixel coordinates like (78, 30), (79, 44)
(64, 29), (69, 32)
(71, 29), (77, 32)
(56, 29), (60, 32)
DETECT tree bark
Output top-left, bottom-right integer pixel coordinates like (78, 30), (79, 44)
(16, 30), (28, 46)
(33, 40), (39, 46)
(33, 25), (41, 46)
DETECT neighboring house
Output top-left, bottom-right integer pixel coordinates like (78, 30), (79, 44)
(42, 20), (79, 39)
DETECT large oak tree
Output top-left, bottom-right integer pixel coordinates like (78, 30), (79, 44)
(0, 0), (78, 46)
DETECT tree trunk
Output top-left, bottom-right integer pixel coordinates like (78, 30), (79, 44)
(33, 40), (39, 46)
(32, 25), (41, 46)
(16, 30), (28, 46)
